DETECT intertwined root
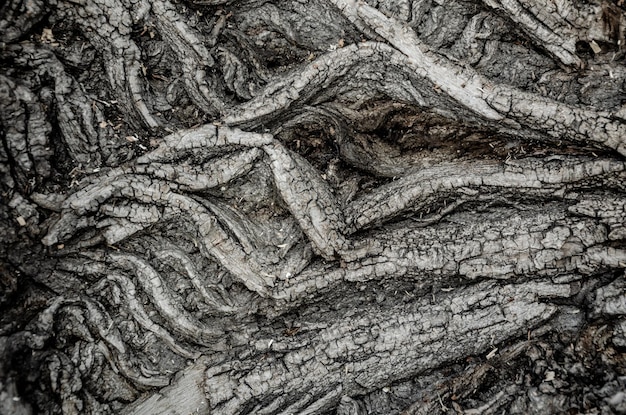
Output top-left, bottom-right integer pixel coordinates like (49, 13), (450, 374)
(2, 0), (626, 414)
(36, 121), (626, 413)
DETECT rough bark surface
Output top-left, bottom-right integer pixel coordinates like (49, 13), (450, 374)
(1, 0), (626, 414)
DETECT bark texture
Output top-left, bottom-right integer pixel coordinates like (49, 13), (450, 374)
(2, 0), (626, 414)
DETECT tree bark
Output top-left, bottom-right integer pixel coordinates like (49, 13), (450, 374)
(1, 0), (626, 414)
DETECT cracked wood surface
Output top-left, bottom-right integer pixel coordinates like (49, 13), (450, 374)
(2, 0), (626, 414)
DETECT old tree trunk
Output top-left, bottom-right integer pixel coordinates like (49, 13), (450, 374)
(2, 0), (626, 413)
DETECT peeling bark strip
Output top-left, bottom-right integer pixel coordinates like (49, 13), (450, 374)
(2, 0), (626, 414)
(150, 0), (224, 114)
(267, 205), (621, 312)
(263, 142), (347, 259)
(344, 157), (626, 231)
(92, 273), (201, 359)
(127, 280), (567, 414)
(136, 124), (272, 164)
(330, 0), (504, 120)
(107, 253), (222, 346)
(206, 282), (561, 415)
(481, 0), (584, 67)
(155, 249), (237, 314)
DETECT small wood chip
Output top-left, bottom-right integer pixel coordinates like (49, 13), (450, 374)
(41, 28), (55, 43)
(16, 216), (26, 226)
(589, 40), (602, 54)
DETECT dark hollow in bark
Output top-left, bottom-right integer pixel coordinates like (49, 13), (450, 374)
(2, 0), (626, 414)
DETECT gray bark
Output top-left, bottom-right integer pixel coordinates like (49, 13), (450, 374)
(1, 0), (626, 414)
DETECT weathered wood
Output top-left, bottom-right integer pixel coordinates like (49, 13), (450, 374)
(2, 0), (626, 414)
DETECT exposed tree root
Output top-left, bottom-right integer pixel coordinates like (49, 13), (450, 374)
(2, 0), (626, 413)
